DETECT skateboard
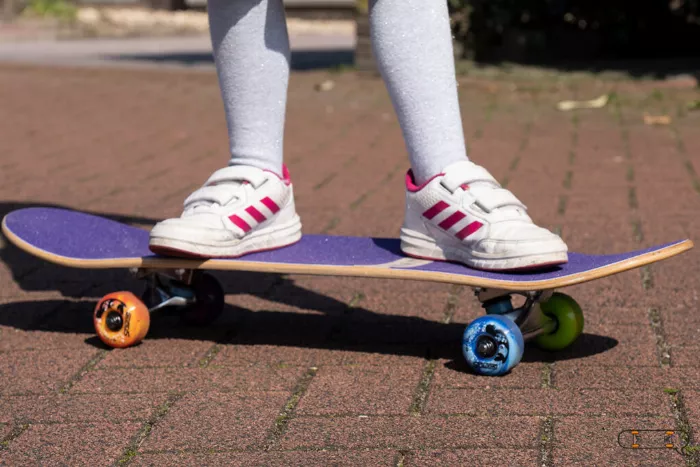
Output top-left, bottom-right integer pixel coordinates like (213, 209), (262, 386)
(1, 207), (694, 376)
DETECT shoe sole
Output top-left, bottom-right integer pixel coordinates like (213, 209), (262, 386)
(400, 228), (567, 272)
(149, 216), (302, 259)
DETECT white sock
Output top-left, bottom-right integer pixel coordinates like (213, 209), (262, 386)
(369, 0), (469, 184)
(207, 0), (289, 176)
(207, 0), (468, 184)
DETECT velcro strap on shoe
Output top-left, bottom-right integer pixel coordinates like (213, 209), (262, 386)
(440, 164), (498, 192)
(184, 185), (237, 208)
(204, 166), (267, 189)
(471, 187), (526, 212)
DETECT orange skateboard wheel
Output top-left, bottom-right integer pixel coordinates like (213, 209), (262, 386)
(93, 291), (150, 348)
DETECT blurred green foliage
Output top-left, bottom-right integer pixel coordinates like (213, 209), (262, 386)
(447, 0), (700, 61)
(24, 0), (77, 20)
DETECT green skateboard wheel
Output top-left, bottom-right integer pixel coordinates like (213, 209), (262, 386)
(534, 292), (584, 351)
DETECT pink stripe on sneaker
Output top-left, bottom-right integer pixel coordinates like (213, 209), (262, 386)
(245, 206), (266, 223)
(438, 211), (466, 230)
(422, 201), (449, 220)
(261, 197), (280, 214)
(456, 221), (483, 239)
(229, 215), (251, 232)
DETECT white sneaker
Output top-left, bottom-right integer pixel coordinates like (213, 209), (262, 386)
(149, 165), (301, 258)
(400, 160), (568, 271)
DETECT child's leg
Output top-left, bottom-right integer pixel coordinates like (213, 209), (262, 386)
(369, 0), (466, 185)
(369, 0), (568, 270)
(148, 0), (300, 257)
(208, 0), (290, 176)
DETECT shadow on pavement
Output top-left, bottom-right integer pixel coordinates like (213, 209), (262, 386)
(0, 201), (618, 372)
(103, 49), (354, 71)
(0, 298), (619, 372)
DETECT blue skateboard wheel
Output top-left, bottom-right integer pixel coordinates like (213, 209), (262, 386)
(462, 315), (524, 376)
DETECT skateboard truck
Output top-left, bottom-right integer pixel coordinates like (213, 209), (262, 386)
(129, 267), (225, 325)
(474, 287), (556, 340)
(129, 267), (194, 284)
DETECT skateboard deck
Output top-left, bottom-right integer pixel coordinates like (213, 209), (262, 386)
(1, 207), (694, 291)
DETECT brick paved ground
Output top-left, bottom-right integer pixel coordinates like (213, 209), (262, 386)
(0, 62), (699, 465)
